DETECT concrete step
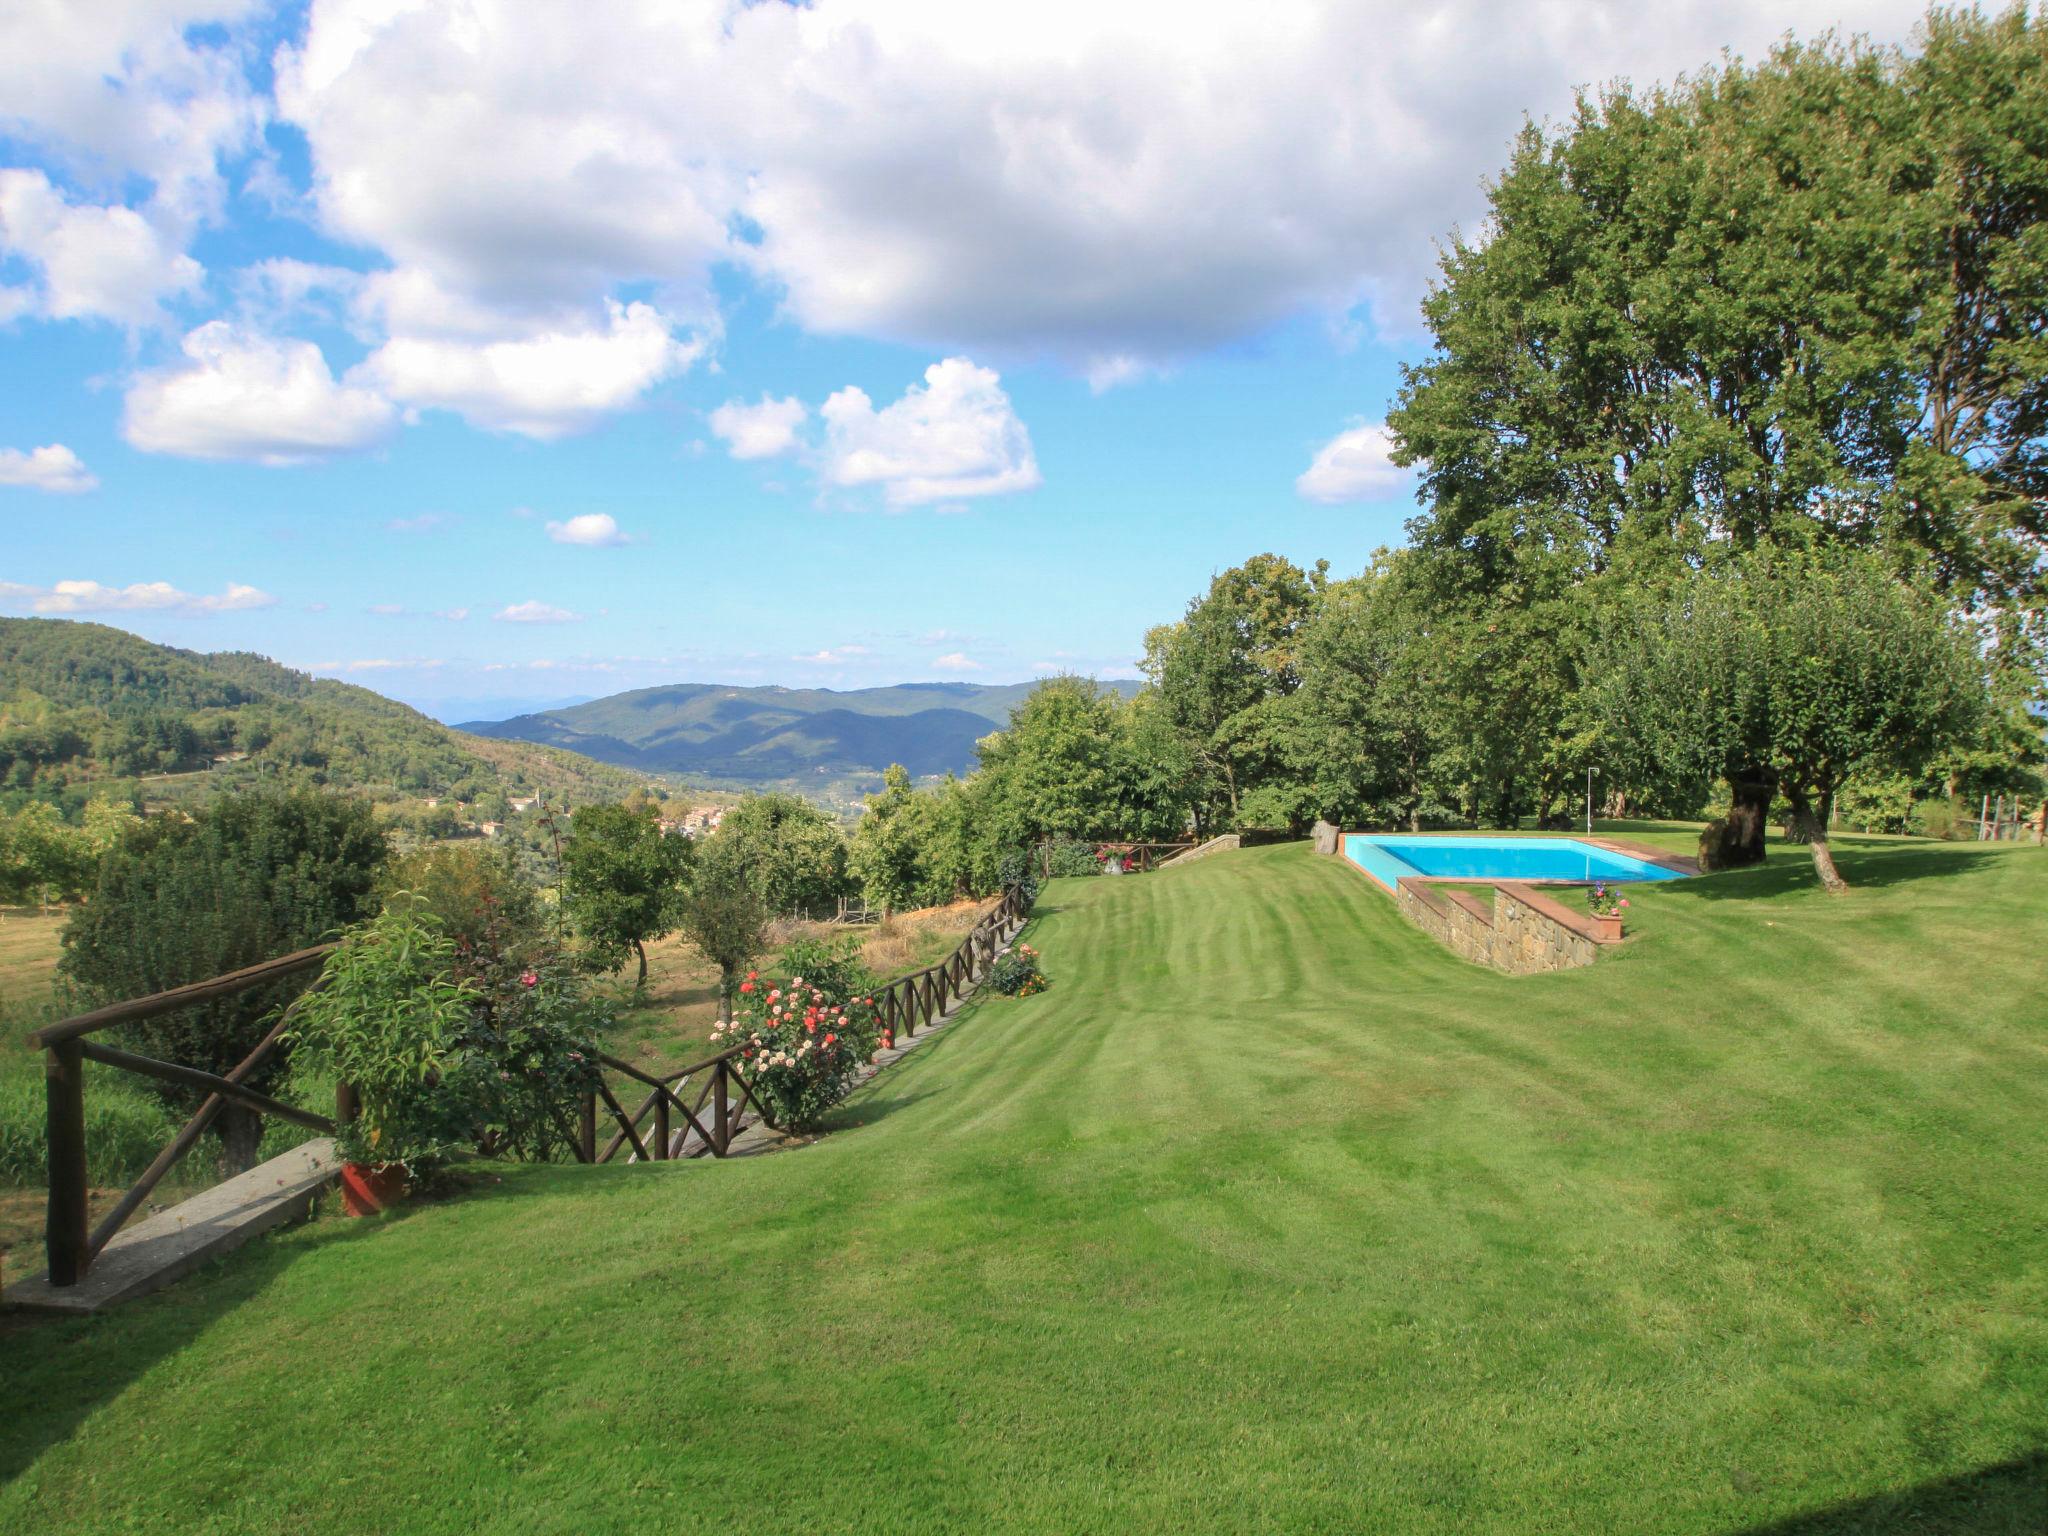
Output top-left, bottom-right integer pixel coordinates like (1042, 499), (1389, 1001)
(4, 1138), (339, 1316)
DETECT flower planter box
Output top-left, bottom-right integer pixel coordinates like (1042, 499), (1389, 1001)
(340, 1161), (408, 1217)
(1589, 913), (1625, 943)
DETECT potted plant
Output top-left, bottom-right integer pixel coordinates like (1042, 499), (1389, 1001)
(1587, 883), (1630, 941)
(288, 904), (477, 1215)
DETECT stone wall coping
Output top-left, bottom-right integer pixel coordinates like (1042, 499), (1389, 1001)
(1496, 881), (1620, 945)
(1441, 887), (1495, 924)
(1398, 878), (1450, 917)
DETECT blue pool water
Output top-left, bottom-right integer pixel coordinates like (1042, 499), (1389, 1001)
(1343, 834), (1687, 893)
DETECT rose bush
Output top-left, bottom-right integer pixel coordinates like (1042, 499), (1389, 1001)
(713, 964), (888, 1131)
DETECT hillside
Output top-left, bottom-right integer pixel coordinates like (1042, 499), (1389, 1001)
(3, 835), (2043, 1530)
(0, 618), (661, 812)
(460, 679), (1145, 786)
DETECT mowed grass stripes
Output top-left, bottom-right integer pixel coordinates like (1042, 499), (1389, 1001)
(3, 833), (2044, 1534)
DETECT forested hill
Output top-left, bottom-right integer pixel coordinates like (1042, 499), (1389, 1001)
(0, 618), (658, 811)
(460, 679), (1145, 784)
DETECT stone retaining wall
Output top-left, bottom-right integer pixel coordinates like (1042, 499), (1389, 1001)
(1394, 879), (1607, 974)
(1159, 833), (1240, 867)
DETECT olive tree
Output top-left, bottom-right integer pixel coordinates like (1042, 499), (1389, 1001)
(561, 801), (691, 989)
(1598, 549), (1986, 892)
(674, 832), (770, 1024)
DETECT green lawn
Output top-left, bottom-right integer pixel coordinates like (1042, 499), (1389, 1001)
(3, 833), (2045, 1533)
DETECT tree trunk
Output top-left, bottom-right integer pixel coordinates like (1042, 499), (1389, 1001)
(1724, 771), (1777, 866)
(634, 939), (648, 991)
(218, 1103), (262, 1174)
(1785, 789), (1848, 895)
(717, 963), (735, 1025)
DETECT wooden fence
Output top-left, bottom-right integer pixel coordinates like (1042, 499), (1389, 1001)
(22, 943), (343, 1290)
(22, 884), (1034, 1288)
(579, 883), (1032, 1164)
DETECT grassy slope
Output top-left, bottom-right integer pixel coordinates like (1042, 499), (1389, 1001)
(3, 835), (2045, 1533)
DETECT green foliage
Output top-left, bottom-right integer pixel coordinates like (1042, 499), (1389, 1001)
(441, 940), (608, 1167)
(0, 1065), (178, 1187)
(1142, 555), (1325, 829)
(1597, 548), (1987, 887)
(560, 801), (690, 985)
(379, 840), (545, 960)
(58, 788), (387, 1165)
(1045, 839), (1101, 878)
(1387, 15), (2048, 697)
(286, 905), (477, 1171)
(675, 833), (772, 1020)
(847, 764), (925, 916)
(986, 942), (1046, 997)
(713, 793), (850, 918)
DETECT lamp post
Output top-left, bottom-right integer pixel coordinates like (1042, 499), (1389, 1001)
(1586, 766), (1594, 838)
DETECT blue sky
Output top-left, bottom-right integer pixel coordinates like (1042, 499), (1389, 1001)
(0, 1), (1927, 721)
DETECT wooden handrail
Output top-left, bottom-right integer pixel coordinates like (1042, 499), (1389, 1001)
(27, 943), (337, 1049)
(78, 1041), (338, 1135)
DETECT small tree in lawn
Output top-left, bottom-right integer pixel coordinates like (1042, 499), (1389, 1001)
(1599, 548), (1985, 892)
(560, 801), (691, 989)
(674, 833), (770, 1024)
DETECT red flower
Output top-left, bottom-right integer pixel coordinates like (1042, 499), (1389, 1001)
(740, 981), (755, 993)
(519, 971), (538, 988)
(825, 1033), (836, 1045)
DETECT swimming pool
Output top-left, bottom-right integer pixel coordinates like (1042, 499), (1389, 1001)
(1342, 834), (1689, 893)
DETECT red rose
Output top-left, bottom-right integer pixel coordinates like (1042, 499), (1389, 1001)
(519, 971), (538, 988)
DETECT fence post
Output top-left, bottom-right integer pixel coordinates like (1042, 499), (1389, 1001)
(45, 1040), (89, 1288)
(713, 1064), (730, 1156)
(578, 1091), (597, 1164)
(335, 1080), (359, 1129)
(654, 1092), (670, 1160)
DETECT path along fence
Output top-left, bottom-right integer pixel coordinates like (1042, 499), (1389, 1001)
(22, 884), (1032, 1293)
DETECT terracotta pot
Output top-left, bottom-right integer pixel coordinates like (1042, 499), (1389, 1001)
(340, 1161), (408, 1217)
(1590, 912), (1625, 943)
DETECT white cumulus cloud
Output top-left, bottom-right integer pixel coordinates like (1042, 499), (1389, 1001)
(931, 651), (983, 672)
(269, 0), (1932, 376)
(0, 169), (203, 325)
(821, 358), (1039, 507)
(545, 513), (631, 547)
(0, 578), (275, 615)
(709, 394), (807, 460)
(494, 600), (583, 624)
(357, 300), (702, 438)
(122, 321), (398, 464)
(1296, 422), (1409, 505)
(0, 443), (96, 493)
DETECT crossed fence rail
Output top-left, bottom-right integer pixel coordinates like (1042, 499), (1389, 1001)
(22, 884), (1033, 1289)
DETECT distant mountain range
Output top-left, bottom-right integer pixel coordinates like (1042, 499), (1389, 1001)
(460, 680), (1144, 785)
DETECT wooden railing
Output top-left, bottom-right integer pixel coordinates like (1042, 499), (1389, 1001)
(26, 883), (1038, 1283)
(581, 883), (1033, 1164)
(23, 944), (344, 1290)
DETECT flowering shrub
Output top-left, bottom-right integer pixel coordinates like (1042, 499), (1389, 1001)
(1587, 883), (1631, 919)
(987, 943), (1047, 997)
(1047, 839), (1102, 878)
(444, 956), (609, 1163)
(714, 968), (888, 1131)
